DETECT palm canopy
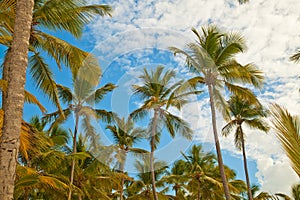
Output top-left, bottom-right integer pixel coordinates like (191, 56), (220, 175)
(43, 67), (116, 148)
(0, 0), (112, 113)
(170, 25), (264, 120)
(222, 95), (269, 150)
(270, 104), (300, 178)
(130, 66), (200, 140)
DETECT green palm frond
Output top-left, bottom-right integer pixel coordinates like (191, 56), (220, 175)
(222, 120), (238, 137)
(130, 106), (149, 121)
(162, 110), (193, 139)
(34, 0), (112, 38)
(215, 32), (246, 65)
(270, 104), (300, 177)
(245, 118), (270, 132)
(94, 109), (115, 123)
(34, 31), (96, 75)
(225, 82), (259, 105)
(29, 52), (63, 115)
(85, 83), (116, 104)
(56, 84), (74, 104)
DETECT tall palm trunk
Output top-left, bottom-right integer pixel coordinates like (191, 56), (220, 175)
(0, 0), (34, 199)
(207, 84), (231, 200)
(240, 125), (253, 200)
(150, 109), (159, 200)
(119, 150), (126, 200)
(68, 113), (79, 200)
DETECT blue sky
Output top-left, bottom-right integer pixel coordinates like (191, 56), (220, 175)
(2, 0), (300, 196)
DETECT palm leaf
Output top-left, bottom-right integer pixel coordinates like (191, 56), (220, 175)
(270, 104), (300, 177)
(29, 52), (63, 115)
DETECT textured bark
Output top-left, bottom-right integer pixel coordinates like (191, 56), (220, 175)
(150, 109), (159, 200)
(0, 0), (34, 199)
(207, 84), (231, 200)
(119, 150), (126, 200)
(240, 127), (253, 200)
(68, 113), (79, 200)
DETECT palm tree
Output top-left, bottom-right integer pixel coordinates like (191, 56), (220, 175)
(181, 144), (246, 200)
(43, 68), (116, 200)
(162, 159), (189, 199)
(170, 25), (264, 200)
(238, 0), (249, 4)
(270, 104), (300, 177)
(0, 0), (34, 199)
(127, 156), (169, 200)
(106, 115), (147, 200)
(0, 0), (112, 113)
(130, 66), (197, 200)
(275, 184), (300, 200)
(222, 95), (269, 200)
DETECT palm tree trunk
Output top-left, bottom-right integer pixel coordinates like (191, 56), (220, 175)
(0, 0), (34, 199)
(207, 84), (231, 200)
(68, 113), (79, 200)
(150, 109), (159, 200)
(120, 151), (126, 200)
(240, 127), (253, 200)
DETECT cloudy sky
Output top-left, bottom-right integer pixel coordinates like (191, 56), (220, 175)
(84, 0), (300, 195)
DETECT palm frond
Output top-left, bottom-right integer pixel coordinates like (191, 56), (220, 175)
(216, 32), (246, 65)
(85, 83), (116, 104)
(34, 0), (112, 38)
(222, 120), (238, 137)
(29, 52), (63, 115)
(270, 104), (300, 177)
(56, 84), (74, 104)
(24, 90), (47, 113)
(290, 50), (300, 63)
(225, 82), (259, 105)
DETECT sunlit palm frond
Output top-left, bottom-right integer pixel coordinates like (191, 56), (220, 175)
(34, 0), (112, 38)
(85, 83), (116, 104)
(162, 110), (193, 139)
(56, 84), (74, 104)
(29, 52), (63, 115)
(215, 32), (246, 65)
(94, 109), (115, 123)
(225, 82), (259, 105)
(270, 104), (300, 177)
(24, 90), (47, 113)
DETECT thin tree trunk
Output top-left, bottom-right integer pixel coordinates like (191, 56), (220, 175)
(68, 113), (79, 200)
(119, 150), (126, 200)
(240, 127), (253, 200)
(0, 0), (34, 199)
(150, 109), (159, 200)
(207, 84), (231, 200)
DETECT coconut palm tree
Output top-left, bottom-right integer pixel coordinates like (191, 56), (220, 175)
(0, 0), (112, 113)
(181, 144), (246, 200)
(0, 0), (34, 199)
(126, 156), (169, 200)
(106, 115), (147, 200)
(161, 159), (189, 199)
(222, 95), (269, 200)
(130, 66), (198, 200)
(0, 1), (112, 198)
(270, 104), (300, 178)
(238, 0), (249, 4)
(170, 25), (264, 200)
(43, 67), (116, 200)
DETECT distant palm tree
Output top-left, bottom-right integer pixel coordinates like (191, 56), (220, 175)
(43, 67), (116, 200)
(170, 25), (264, 200)
(270, 104), (300, 178)
(238, 0), (249, 4)
(126, 156), (169, 200)
(222, 95), (269, 200)
(106, 116), (147, 200)
(130, 66), (197, 200)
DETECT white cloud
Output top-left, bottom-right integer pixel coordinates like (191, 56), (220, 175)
(88, 0), (300, 195)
